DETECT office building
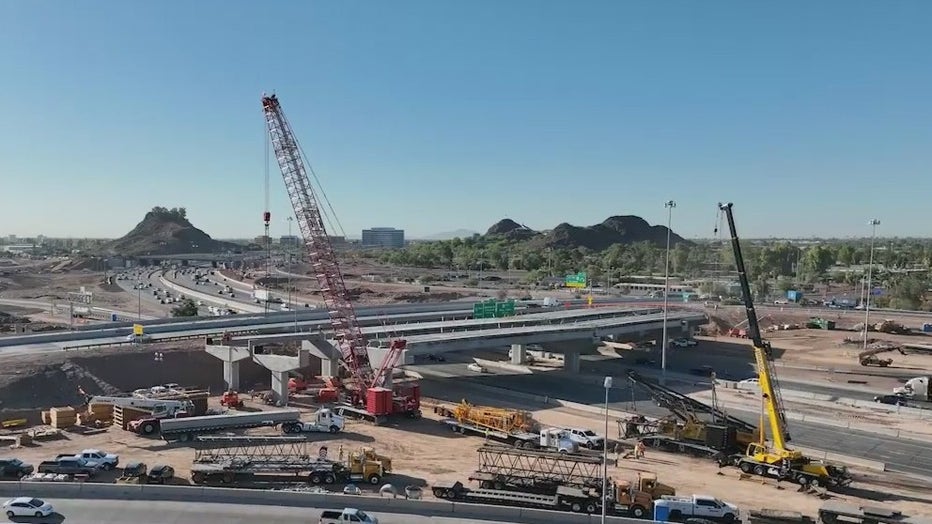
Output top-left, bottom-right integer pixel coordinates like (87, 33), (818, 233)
(361, 227), (405, 249)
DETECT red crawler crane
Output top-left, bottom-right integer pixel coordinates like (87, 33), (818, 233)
(261, 94), (420, 423)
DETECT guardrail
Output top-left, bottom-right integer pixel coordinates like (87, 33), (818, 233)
(0, 482), (649, 524)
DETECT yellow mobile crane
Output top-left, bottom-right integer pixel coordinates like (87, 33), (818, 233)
(718, 203), (851, 488)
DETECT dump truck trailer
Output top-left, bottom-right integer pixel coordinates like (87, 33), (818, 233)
(157, 410), (301, 441)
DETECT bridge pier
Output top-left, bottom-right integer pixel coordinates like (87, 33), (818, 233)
(251, 345), (310, 406)
(563, 351), (580, 373)
(510, 344), (527, 365)
(302, 337), (343, 377)
(204, 345), (251, 391)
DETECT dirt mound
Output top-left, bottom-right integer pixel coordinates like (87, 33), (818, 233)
(103, 207), (241, 256)
(394, 291), (473, 303)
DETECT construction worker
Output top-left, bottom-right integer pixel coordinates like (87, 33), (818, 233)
(634, 440), (646, 460)
(339, 444), (344, 462)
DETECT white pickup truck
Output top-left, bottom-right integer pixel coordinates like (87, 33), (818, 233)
(318, 508), (378, 524)
(56, 449), (119, 470)
(654, 494), (739, 522)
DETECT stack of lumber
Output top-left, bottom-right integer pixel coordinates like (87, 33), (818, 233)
(49, 407), (77, 429)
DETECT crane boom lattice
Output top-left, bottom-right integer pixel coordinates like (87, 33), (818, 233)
(194, 436), (324, 464)
(261, 95), (373, 388)
(476, 445), (603, 490)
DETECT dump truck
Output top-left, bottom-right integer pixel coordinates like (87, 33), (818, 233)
(155, 410), (301, 441)
(435, 401), (577, 451)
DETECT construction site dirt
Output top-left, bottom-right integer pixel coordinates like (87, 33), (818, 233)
(2, 389), (931, 518)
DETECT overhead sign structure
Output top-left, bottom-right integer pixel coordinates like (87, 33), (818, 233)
(67, 291), (93, 304)
(565, 272), (587, 288)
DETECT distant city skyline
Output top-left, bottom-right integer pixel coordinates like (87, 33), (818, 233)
(2, 2), (931, 239)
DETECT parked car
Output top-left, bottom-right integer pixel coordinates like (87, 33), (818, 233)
(466, 363), (486, 373)
(0, 458), (33, 479)
(147, 464), (175, 484)
(2, 497), (54, 518)
(670, 338), (698, 348)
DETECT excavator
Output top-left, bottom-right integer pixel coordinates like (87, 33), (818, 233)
(718, 203), (851, 488)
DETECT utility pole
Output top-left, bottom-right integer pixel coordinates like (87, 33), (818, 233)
(863, 219), (880, 350)
(661, 200), (676, 384)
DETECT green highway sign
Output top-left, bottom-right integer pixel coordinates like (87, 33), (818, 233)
(565, 272), (587, 288)
(473, 299), (517, 319)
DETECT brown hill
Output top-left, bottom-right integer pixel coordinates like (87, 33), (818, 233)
(485, 215), (689, 250)
(486, 219), (537, 241)
(103, 207), (241, 256)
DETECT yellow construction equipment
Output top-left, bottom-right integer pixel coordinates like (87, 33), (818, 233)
(719, 203), (851, 488)
(439, 400), (539, 434)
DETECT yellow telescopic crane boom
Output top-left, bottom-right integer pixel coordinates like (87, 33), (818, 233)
(718, 203), (791, 450)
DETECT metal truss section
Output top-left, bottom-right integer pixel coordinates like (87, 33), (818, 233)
(475, 445), (602, 489)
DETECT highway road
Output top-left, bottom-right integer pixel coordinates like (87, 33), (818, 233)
(11, 499), (524, 524)
(415, 363), (931, 478)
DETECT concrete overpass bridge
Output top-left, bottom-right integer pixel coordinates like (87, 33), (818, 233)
(207, 308), (707, 402)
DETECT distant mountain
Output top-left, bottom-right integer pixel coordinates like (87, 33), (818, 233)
(420, 229), (480, 241)
(103, 207), (241, 256)
(484, 215), (690, 250)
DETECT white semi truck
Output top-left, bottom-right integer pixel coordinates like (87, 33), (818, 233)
(894, 376), (931, 401)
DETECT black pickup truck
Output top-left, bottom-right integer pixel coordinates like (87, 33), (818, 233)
(36, 457), (99, 477)
(0, 458), (34, 478)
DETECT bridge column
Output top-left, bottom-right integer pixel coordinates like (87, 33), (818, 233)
(510, 344), (527, 365)
(302, 337), (343, 378)
(251, 346), (310, 407)
(563, 351), (580, 373)
(204, 345), (251, 391)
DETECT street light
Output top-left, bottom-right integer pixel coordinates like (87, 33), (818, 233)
(661, 200), (676, 383)
(601, 375), (612, 524)
(863, 219), (880, 350)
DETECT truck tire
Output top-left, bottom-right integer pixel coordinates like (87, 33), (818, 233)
(753, 465), (765, 476)
(809, 477), (821, 488)
(367, 473), (381, 485)
(723, 513), (736, 522)
(586, 441), (596, 450)
(570, 502), (583, 513)
(309, 473), (322, 484)
(585, 502), (597, 513)
(324, 473), (336, 484)
(141, 422), (156, 435)
(432, 488), (446, 498)
(739, 461), (752, 473)
(329, 425), (340, 433)
(631, 505), (647, 519)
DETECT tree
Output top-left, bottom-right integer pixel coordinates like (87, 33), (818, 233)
(171, 298), (199, 317)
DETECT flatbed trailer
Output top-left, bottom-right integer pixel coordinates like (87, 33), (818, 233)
(432, 480), (600, 514)
(158, 410), (301, 442)
(442, 418), (541, 448)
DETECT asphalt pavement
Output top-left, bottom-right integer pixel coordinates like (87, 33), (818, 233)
(415, 364), (932, 478)
(16, 499), (522, 524)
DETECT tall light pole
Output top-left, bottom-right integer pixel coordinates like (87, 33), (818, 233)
(287, 216), (297, 333)
(863, 219), (880, 350)
(601, 375), (612, 524)
(661, 200), (676, 383)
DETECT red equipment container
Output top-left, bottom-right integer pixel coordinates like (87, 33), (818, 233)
(366, 387), (393, 416)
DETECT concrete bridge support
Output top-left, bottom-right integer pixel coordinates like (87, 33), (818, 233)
(204, 345), (252, 391)
(251, 346), (310, 406)
(510, 344), (527, 365)
(563, 351), (580, 373)
(302, 337), (343, 377)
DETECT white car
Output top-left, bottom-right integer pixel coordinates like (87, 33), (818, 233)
(738, 377), (759, 388)
(670, 338), (698, 348)
(3, 497), (54, 518)
(466, 363), (486, 373)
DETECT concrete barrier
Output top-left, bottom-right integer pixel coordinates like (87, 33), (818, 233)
(473, 358), (534, 374)
(0, 482), (645, 524)
(159, 276), (266, 314)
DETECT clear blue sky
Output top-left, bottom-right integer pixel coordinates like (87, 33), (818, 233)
(2, 1), (930, 240)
